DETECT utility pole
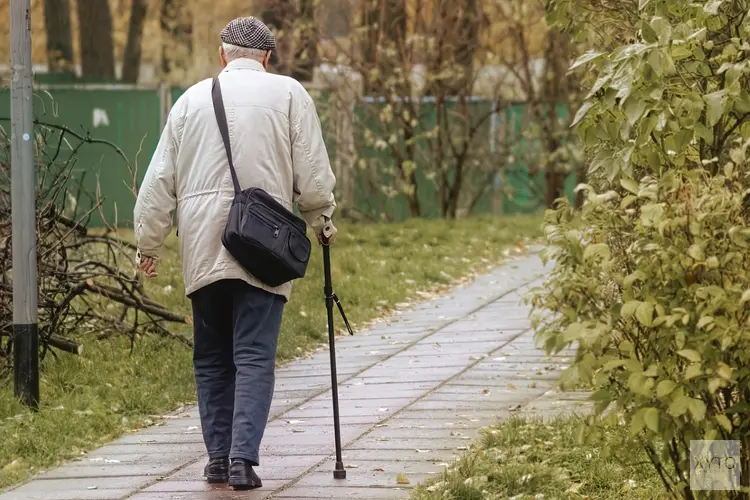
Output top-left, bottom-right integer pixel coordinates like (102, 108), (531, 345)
(11, 0), (39, 409)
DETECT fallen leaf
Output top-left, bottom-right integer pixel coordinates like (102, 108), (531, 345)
(567, 482), (583, 493)
(397, 474), (410, 485)
(483, 388), (490, 395)
(3, 460), (20, 471)
(373, 467), (385, 472)
(292, 429), (305, 433)
(378, 408), (389, 412)
(344, 463), (358, 469)
(286, 420), (305, 425)
(415, 449), (431, 453)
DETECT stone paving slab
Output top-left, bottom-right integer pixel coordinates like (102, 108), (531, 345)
(0, 251), (595, 500)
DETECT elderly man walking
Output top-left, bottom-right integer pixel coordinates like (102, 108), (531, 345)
(133, 17), (337, 490)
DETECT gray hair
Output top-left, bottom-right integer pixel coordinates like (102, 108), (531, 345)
(222, 42), (269, 62)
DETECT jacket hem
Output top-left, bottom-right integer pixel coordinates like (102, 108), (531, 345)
(185, 270), (291, 301)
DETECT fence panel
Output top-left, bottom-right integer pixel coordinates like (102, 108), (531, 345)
(1, 84), (578, 227)
(0, 86), (161, 227)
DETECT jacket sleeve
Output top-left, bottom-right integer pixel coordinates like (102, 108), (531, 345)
(290, 89), (337, 227)
(133, 99), (184, 259)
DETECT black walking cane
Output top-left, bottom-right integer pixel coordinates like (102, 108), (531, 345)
(321, 225), (354, 480)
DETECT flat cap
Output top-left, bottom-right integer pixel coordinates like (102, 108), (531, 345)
(220, 17), (276, 51)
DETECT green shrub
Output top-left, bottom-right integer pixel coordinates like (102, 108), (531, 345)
(533, 0), (750, 498)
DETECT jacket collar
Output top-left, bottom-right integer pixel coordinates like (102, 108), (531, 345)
(222, 58), (266, 73)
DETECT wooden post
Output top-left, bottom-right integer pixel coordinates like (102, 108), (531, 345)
(10, 0), (40, 409)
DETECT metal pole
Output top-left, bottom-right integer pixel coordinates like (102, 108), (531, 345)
(11, 0), (40, 409)
(323, 242), (346, 480)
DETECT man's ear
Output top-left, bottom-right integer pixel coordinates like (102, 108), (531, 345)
(263, 50), (272, 69)
(219, 46), (228, 68)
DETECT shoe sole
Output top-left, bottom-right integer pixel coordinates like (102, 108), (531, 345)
(205, 474), (228, 484)
(228, 478), (263, 490)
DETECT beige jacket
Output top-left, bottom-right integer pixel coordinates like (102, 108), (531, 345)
(134, 58), (337, 299)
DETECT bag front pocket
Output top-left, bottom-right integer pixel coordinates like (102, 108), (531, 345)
(287, 229), (311, 263)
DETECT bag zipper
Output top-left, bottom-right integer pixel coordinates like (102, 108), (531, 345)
(250, 207), (281, 238)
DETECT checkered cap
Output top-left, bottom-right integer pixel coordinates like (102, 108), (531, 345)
(220, 17), (276, 50)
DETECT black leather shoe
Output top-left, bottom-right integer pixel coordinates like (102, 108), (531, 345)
(228, 458), (263, 490)
(204, 457), (229, 483)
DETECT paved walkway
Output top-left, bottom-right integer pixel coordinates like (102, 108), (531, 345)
(0, 251), (589, 500)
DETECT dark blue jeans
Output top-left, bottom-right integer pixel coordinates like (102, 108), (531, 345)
(190, 279), (285, 465)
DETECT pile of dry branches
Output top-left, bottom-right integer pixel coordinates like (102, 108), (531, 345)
(0, 120), (188, 379)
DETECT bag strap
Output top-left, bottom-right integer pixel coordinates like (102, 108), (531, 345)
(211, 77), (242, 195)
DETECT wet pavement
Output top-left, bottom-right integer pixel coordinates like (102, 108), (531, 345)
(0, 251), (590, 500)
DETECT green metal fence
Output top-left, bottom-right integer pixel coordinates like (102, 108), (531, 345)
(1, 84), (576, 226)
(0, 85), (162, 226)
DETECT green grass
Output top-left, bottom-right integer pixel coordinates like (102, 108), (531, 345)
(411, 417), (665, 500)
(0, 215), (542, 489)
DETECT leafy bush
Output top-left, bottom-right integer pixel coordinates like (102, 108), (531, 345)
(532, 0), (750, 498)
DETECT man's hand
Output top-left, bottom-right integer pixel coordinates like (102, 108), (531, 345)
(138, 255), (159, 277)
(313, 216), (338, 246)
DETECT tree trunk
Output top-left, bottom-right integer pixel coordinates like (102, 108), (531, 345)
(160, 0), (193, 78)
(574, 164), (586, 208)
(541, 28), (571, 209)
(291, 0), (318, 82)
(262, 0), (295, 75)
(43, 0), (75, 76)
(321, 0), (352, 38)
(361, 0), (407, 95)
(76, 0), (116, 81)
(122, 0), (149, 83)
(406, 181), (421, 217)
(544, 170), (565, 208)
(544, 135), (565, 208)
(359, 0), (380, 93)
(399, 119), (421, 218)
(452, 0), (482, 94)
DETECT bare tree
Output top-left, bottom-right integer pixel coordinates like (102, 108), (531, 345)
(0, 119), (189, 378)
(262, 0), (296, 75)
(122, 0), (149, 84)
(360, 0), (407, 95)
(316, 0), (509, 220)
(43, 0), (75, 77)
(160, 0), (194, 79)
(76, 0), (116, 81)
(495, 0), (580, 208)
(291, 0), (318, 82)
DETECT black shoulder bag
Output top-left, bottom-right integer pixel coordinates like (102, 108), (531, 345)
(211, 77), (312, 287)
